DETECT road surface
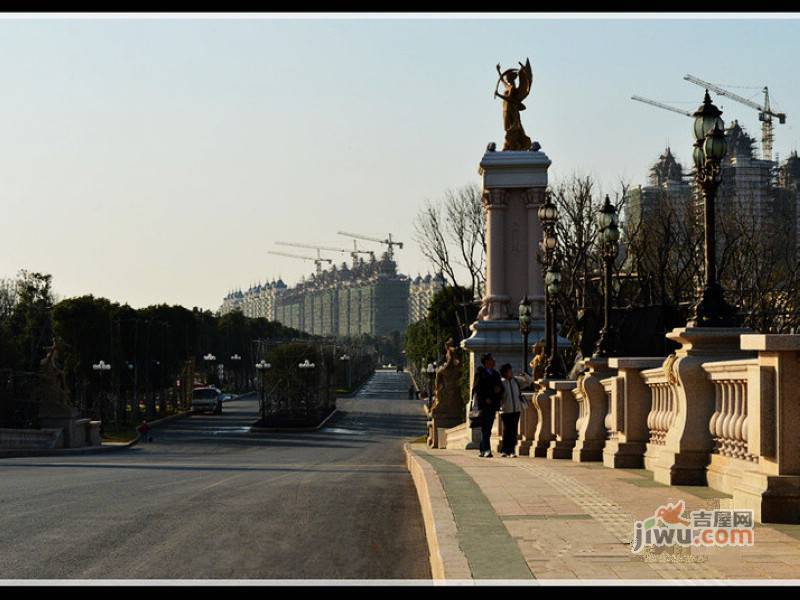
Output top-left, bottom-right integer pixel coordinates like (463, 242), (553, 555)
(0, 370), (431, 580)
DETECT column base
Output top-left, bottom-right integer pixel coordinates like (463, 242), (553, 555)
(734, 471), (800, 524)
(603, 440), (647, 468)
(547, 439), (576, 459)
(572, 440), (605, 462)
(647, 445), (710, 486)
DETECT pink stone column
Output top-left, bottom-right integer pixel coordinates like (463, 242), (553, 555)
(524, 188), (545, 319)
(482, 188), (510, 320)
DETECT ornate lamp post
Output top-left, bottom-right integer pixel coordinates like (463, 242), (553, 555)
(538, 192), (558, 371)
(594, 195), (621, 358)
(298, 359), (316, 419)
(518, 296), (532, 375)
(255, 359), (271, 422)
(544, 261), (564, 379)
(689, 90), (737, 327)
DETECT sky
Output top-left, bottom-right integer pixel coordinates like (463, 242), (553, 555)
(2, 14), (800, 311)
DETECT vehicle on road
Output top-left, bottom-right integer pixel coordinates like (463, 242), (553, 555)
(219, 393), (235, 403)
(191, 387), (223, 415)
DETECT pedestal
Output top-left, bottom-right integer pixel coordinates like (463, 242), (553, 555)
(517, 391), (538, 456)
(645, 326), (752, 486)
(531, 384), (555, 457)
(573, 357), (615, 463)
(546, 380), (578, 459)
(602, 357), (665, 469)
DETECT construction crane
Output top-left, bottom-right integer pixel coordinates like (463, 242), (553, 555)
(267, 250), (332, 275)
(631, 95), (693, 118)
(336, 231), (404, 261)
(684, 74), (787, 162)
(274, 241), (375, 264)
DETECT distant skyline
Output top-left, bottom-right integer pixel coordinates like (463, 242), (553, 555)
(2, 14), (799, 310)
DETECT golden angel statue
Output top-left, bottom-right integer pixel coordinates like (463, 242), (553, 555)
(494, 58), (533, 151)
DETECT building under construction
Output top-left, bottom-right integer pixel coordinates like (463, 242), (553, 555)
(220, 238), (412, 339)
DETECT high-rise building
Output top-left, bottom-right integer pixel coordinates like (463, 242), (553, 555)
(408, 272), (446, 324)
(220, 254), (410, 339)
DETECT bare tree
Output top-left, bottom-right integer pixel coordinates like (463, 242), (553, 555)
(414, 183), (486, 296)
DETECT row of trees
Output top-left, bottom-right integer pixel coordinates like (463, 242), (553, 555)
(0, 271), (308, 429)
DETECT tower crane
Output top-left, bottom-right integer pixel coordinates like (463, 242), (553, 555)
(274, 241), (375, 264)
(684, 74), (787, 162)
(336, 231), (404, 261)
(631, 95), (693, 118)
(267, 250), (332, 275)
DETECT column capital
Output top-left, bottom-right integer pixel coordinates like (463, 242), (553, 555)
(522, 187), (546, 209)
(482, 188), (509, 210)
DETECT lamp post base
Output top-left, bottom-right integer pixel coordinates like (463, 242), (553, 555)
(688, 282), (739, 328)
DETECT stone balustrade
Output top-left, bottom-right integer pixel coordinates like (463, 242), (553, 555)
(546, 380), (578, 459)
(572, 358), (615, 462)
(517, 391), (538, 456)
(530, 383), (555, 457)
(703, 359), (757, 463)
(702, 335), (800, 523)
(602, 357), (665, 468)
(641, 366), (676, 451)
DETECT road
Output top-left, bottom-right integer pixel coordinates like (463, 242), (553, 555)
(0, 370), (431, 580)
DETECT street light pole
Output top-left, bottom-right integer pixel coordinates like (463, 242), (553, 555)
(425, 362), (436, 410)
(340, 354), (352, 390)
(688, 90), (737, 327)
(230, 353), (241, 392)
(92, 360), (112, 434)
(538, 192), (559, 379)
(518, 296), (532, 375)
(203, 353), (216, 386)
(255, 360), (271, 422)
(594, 195), (621, 358)
(544, 261), (564, 379)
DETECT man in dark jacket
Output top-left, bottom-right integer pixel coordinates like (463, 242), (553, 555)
(472, 353), (504, 457)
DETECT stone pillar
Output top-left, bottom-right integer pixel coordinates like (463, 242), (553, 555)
(546, 380), (578, 459)
(602, 357), (665, 468)
(646, 326), (752, 486)
(517, 391), (538, 456)
(733, 334), (800, 523)
(462, 148), (550, 393)
(572, 358), (615, 462)
(531, 383), (555, 457)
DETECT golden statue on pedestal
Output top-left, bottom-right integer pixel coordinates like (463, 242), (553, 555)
(494, 58), (533, 151)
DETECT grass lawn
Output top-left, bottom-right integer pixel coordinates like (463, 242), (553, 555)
(102, 425), (139, 443)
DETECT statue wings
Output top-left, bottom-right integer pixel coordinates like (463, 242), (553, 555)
(518, 58), (532, 100)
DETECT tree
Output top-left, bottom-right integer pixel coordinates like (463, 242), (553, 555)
(414, 183), (486, 296)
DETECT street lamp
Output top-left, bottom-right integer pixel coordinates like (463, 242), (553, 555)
(255, 359), (271, 422)
(594, 195), (620, 358)
(689, 90), (737, 327)
(538, 191), (559, 378)
(230, 353), (241, 391)
(544, 261), (564, 379)
(92, 360), (111, 430)
(518, 296), (532, 375)
(425, 362), (436, 409)
(203, 353), (216, 386)
(340, 354), (352, 390)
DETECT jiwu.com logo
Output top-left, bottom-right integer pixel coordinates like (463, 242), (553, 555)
(631, 500), (755, 553)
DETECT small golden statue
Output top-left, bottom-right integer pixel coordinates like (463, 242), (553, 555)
(529, 339), (546, 381)
(494, 58), (533, 151)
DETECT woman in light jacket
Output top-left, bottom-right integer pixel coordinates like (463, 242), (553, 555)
(499, 363), (525, 457)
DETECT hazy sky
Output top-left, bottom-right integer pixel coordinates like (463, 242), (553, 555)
(2, 14), (799, 311)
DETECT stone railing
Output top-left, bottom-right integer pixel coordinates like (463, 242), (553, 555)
(702, 358), (758, 462)
(546, 380), (578, 459)
(641, 366), (676, 449)
(602, 357), (665, 469)
(572, 358), (615, 462)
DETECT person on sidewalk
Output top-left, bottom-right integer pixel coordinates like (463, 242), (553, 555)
(499, 363), (525, 457)
(471, 353), (504, 458)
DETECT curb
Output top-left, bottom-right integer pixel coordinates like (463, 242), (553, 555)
(404, 443), (472, 582)
(249, 408), (338, 433)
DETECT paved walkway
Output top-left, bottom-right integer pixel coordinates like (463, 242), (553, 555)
(411, 445), (800, 581)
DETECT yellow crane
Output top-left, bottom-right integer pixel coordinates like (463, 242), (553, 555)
(267, 250), (332, 275)
(336, 231), (404, 261)
(275, 241), (375, 264)
(684, 74), (786, 162)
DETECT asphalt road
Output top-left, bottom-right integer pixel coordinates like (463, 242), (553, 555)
(0, 370), (431, 580)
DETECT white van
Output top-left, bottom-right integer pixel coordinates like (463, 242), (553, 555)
(191, 387), (222, 415)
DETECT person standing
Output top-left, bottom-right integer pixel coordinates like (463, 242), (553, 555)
(471, 353), (504, 458)
(499, 364), (525, 457)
